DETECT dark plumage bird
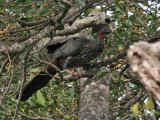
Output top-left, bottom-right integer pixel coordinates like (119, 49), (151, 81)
(18, 21), (112, 102)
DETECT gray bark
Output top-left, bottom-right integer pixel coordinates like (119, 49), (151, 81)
(78, 67), (110, 120)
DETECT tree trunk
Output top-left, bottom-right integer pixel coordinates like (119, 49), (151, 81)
(78, 67), (110, 120)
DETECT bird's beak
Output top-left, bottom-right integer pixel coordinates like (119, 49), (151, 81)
(105, 27), (112, 34)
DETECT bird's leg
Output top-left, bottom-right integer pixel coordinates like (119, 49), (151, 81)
(63, 57), (81, 79)
(66, 69), (80, 79)
(63, 56), (72, 69)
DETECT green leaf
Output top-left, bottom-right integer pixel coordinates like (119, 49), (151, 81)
(70, 87), (75, 97)
(132, 103), (140, 115)
(4, 40), (12, 45)
(6, 12), (10, 22)
(35, 91), (46, 107)
(26, 98), (32, 105)
(155, 109), (160, 116)
(115, 7), (124, 14)
(64, 115), (72, 120)
(145, 99), (154, 111)
(52, 2), (60, 13)
(130, 34), (138, 39)
(145, 96), (154, 111)
(40, 8), (49, 17)
(76, 0), (86, 7)
(112, 71), (119, 78)
(148, 15), (153, 20)
(0, 111), (5, 115)
(40, 3), (45, 11)
(135, 17), (144, 26)
(28, 8), (38, 14)
(129, 15), (136, 22)
(30, 68), (40, 73)
(114, 31), (122, 40)
(122, 21), (131, 28)
(98, 71), (109, 79)
(0, 0), (5, 3)
(0, 105), (5, 111)
(0, 20), (7, 26)
(24, 0), (33, 4)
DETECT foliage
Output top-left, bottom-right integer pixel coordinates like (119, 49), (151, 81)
(0, 0), (160, 119)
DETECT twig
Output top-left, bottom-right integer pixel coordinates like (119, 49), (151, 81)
(4, 46), (12, 73)
(60, 0), (72, 6)
(33, 56), (63, 81)
(56, 6), (70, 23)
(119, 64), (129, 77)
(119, 90), (139, 106)
(85, 50), (127, 69)
(120, 114), (134, 120)
(110, 90), (146, 119)
(6, 85), (20, 100)
(0, 56), (18, 106)
(5, 21), (49, 34)
(56, 0), (72, 23)
(16, 19), (49, 27)
(13, 49), (30, 119)
(18, 112), (54, 120)
(0, 58), (8, 77)
(0, 1), (35, 7)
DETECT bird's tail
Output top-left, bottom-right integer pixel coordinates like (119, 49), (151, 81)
(19, 71), (52, 102)
(17, 59), (63, 102)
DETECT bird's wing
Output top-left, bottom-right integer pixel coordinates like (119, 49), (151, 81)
(47, 41), (67, 53)
(51, 37), (90, 59)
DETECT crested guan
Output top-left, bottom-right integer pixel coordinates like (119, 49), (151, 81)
(18, 23), (112, 102)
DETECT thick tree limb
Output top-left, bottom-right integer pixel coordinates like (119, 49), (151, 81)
(61, 0), (105, 23)
(78, 67), (110, 120)
(55, 12), (108, 36)
(45, 11), (110, 46)
(0, 25), (55, 61)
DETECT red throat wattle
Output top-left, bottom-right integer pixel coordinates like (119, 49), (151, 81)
(99, 33), (106, 40)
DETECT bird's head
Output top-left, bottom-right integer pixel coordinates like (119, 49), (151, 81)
(99, 25), (112, 40)
(92, 24), (112, 40)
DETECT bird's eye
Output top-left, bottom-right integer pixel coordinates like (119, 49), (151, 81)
(105, 18), (111, 23)
(90, 14), (94, 17)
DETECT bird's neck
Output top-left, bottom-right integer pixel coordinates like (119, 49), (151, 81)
(95, 33), (105, 48)
(97, 31), (106, 41)
(98, 33), (106, 40)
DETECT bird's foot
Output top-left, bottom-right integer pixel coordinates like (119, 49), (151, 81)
(66, 69), (80, 79)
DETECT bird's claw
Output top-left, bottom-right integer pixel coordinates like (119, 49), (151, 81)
(72, 72), (80, 79)
(66, 69), (80, 79)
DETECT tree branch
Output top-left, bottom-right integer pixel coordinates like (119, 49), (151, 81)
(110, 90), (146, 119)
(18, 112), (54, 120)
(0, 56), (18, 106)
(78, 67), (110, 120)
(13, 49), (30, 119)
